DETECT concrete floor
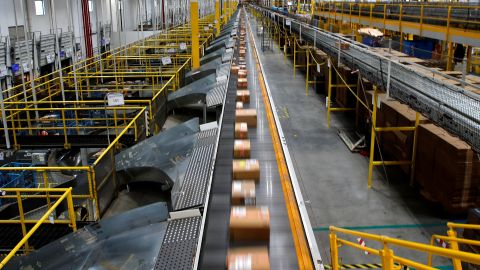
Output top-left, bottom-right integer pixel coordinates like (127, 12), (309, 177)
(246, 11), (452, 267)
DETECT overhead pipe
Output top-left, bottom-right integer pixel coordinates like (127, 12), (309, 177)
(81, 0), (94, 59)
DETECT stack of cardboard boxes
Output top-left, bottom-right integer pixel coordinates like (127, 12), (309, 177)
(358, 85), (480, 212)
(415, 124), (480, 213)
(228, 11), (270, 270)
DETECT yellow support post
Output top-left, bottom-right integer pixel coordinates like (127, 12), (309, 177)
(367, 85), (378, 189)
(16, 191), (29, 254)
(447, 42), (454, 71)
(191, 0), (200, 69)
(330, 231), (340, 270)
(215, 0), (221, 36)
(409, 112), (420, 186)
(448, 228), (463, 270)
(381, 242), (395, 270)
(306, 49), (309, 96)
(327, 59), (332, 128)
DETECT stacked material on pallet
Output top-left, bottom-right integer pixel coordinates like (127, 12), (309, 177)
(374, 94), (429, 175)
(335, 64), (357, 109)
(414, 124), (480, 213)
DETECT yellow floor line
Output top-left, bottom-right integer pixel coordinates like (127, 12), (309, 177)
(245, 11), (314, 270)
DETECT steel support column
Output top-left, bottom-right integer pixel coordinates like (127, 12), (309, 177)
(216, 0), (221, 36)
(191, 0), (200, 68)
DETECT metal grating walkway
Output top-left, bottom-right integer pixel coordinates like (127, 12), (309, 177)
(155, 216), (202, 270)
(172, 124), (218, 211)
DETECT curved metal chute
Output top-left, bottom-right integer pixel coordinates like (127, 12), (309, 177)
(115, 118), (200, 190)
(6, 202), (170, 270)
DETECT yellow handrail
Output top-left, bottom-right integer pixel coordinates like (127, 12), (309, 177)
(330, 226), (480, 270)
(0, 188), (76, 268)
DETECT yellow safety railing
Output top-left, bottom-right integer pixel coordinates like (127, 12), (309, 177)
(0, 106), (146, 220)
(3, 106), (146, 148)
(429, 223), (480, 270)
(0, 188), (76, 268)
(330, 226), (480, 270)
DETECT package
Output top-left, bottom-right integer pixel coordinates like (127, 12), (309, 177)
(235, 122), (248, 139)
(240, 49), (246, 57)
(238, 70), (248, 79)
(232, 159), (260, 181)
(236, 90), (250, 103)
(231, 64), (239, 74)
(239, 64), (247, 71)
(229, 206), (270, 242)
(238, 78), (248, 89)
(234, 139), (251, 158)
(236, 109), (257, 127)
(232, 180), (256, 205)
(236, 102), (244, 109)
(335, 41), (350, 50)
(227, 246), (270, 270)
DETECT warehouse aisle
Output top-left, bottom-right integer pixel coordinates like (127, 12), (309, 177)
(246, 10), (451, 265)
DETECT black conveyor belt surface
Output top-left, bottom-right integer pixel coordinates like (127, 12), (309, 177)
(199, 9), (299, 269)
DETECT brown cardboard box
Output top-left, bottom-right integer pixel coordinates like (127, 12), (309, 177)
(335, 41), (350, 50)
(238, 78), (248, 89)
(229, 206), (270, 242)
(236, 90), (250, 103)
(234, 140), (251, 158)
(235, 122), (248, 139)
(239, 64), (247, 71)
(232, 180), (256, 205)
(414, 123), (480, 213)
(227, 246), (270, 270)
(236, 102), (244, 109)
(240, 49), (246, 57)
(231, 65), (239, 74)
(238, 70), (248, 79)
(232, 159), (260, 181)
(236, 109), (257, 127)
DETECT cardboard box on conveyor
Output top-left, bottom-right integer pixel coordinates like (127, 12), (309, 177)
(236, 109), (257, 127)
(232, 180), (256, 205)
(232, 159), (260, 181)
(235, 122), (248, 139)
(234, 139), (251, 158)
(229, 206), (270, 242)
(227, 246), (270, 270)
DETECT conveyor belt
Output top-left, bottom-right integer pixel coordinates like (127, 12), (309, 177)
(255, 5), (480, 152)
(199, 9), (300, 269)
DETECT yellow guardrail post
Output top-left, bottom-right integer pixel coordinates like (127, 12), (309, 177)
(367, 85), (378, 189)
(447, 227), (463, 270)
(61, 110), (70, 149)
(42, 170), (52, 208)
(66, 188), (77, 231)
(327, 59), (332, 128)
(15, 190), (29, 254)
(330, 229), (340, 270)
(382, 241), (395, 270)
